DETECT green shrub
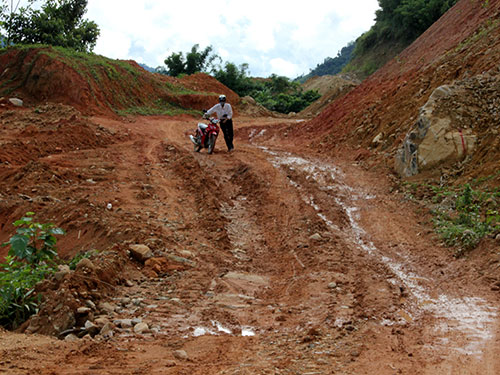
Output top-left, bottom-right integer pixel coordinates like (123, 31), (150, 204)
(2, 212), (65, 265)
(1, 213), (65, 329)
(432, 184), (500, 256)
(0, 257), (52, 329)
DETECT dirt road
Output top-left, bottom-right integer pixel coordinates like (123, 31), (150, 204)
(1, 114), (499, 374)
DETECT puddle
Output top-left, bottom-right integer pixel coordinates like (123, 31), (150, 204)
(190, 321), (256, 338)
(266, 150), (497, 357)
(241, 327), (256, 337)
(249, 129), (267, 140)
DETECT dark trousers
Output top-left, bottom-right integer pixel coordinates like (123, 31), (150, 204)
(220, 119), (234, 150)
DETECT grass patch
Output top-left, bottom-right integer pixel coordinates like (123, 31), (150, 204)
(402, 181), (500, 256)
(115, 99), (201, 117)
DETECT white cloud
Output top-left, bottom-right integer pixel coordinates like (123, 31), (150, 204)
(88, 1), (380, 77)
(270, 58), (300, 77)
(96, 28), (131, 60)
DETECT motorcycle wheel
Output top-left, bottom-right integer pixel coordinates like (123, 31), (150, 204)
(207, 134), (216, 154)
(193, 135), (201, 152)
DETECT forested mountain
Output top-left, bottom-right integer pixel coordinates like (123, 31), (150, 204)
(296, 42), (355, 83)
(138, 63), (156, 73)
(344, 0), (459, 78)
(298, 0), (460, 82)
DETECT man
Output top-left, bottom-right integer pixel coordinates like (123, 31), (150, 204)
(205, 94), (234, 152)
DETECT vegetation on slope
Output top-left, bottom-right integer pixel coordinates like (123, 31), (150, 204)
(296, 42), (356, 83)
(161, 45), (320, 114)
(0, 44), (233, 115)
(300, 0), (459, 81)
(345, 0), (459, 78)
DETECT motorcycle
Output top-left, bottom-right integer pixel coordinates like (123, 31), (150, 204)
(189, 115), (220, 154)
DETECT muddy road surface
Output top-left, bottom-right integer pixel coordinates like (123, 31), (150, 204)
(0, 113), (499, 374)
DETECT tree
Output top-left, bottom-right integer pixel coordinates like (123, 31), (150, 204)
(251, 75), (321, 114)
(213, 62), (256, 97)
(163, 44), (218, 77)
(1, 0), (99, 52)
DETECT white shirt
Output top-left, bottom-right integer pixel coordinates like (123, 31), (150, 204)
(206, 102), (233, 120)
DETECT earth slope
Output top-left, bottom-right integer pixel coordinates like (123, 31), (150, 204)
(0, 46), (239, 115)
(0, 1), (499, 373)
(279, 0), (500, 186)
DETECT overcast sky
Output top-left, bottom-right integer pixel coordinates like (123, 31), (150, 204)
(14, 0), (379, 77)
(84, 0), (380, 77)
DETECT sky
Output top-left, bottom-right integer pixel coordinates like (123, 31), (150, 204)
(86, 0), (380, 77)
(14, 0), (381, 78)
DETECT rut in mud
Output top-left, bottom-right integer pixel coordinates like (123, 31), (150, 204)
(1, 116), (498, 375)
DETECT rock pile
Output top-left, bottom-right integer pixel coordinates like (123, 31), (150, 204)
(396, 72), (500, 177)
(23, 248), (130, 337)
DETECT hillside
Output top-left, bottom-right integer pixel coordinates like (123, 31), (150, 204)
(298, 74), (358, 117)
(264, 0), (500, 187)
(296, 42), (355, 83)
(0, 1), (500, 374)
(0, 46), (239, 116)
(344, 0), (459, 79)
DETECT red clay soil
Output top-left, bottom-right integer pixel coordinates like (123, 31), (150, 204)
(251, 0), (500, 186)
(0, 47), (238, 116)
(1, 1), (500, 373)
(0, 111), (499, 374)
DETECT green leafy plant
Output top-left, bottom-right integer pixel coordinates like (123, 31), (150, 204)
(2, 212), (65, 265)
(432, 184), (500, 256)
(1, 212), (65, 328)
(0, 257), (52, 329)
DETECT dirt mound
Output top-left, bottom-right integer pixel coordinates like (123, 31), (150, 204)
(299, 75), (358, 117)
(0, 47), (239, 116)
(238, 96), (284, 118)
(0, 103), (118, 166)
(291, 0), (500, 186)
(23, 246), (134, 337)
(301, 74), (359, 96)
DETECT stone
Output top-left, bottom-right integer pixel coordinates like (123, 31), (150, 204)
(64, 334), (79, 342)
(76, 258), (96, 271)
(84, 320), (99, 336)
(98, 302), (117, 314)
(9, 98), (23, 107)
(94, 317), (110, 327)
(77, 307), (92, 314)
(133, 322), (149, 334)
(85, 300), (96, 310)
(166, 254), (196, 267)
(173, 350), (188, 361)
(179, 250), (194, 258)
(395, 81), (481, 177)
(129, 244), (153, 262)
(371, 132), (384, 146)
(309, 233), (322, 241)
(100, 323), (114, 337)
(114, 319), (133, 328)
(54, 265), (71, 281)
(125, 280), (134, 287)
(132, 298), (144, 306)
(131, 317), (142, 325)
(328, 282), (338, 289)
(495, 233), (500, 243)
(52, 311), (76, 333)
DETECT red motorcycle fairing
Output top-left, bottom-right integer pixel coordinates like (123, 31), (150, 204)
(191, 117), (220, 154)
